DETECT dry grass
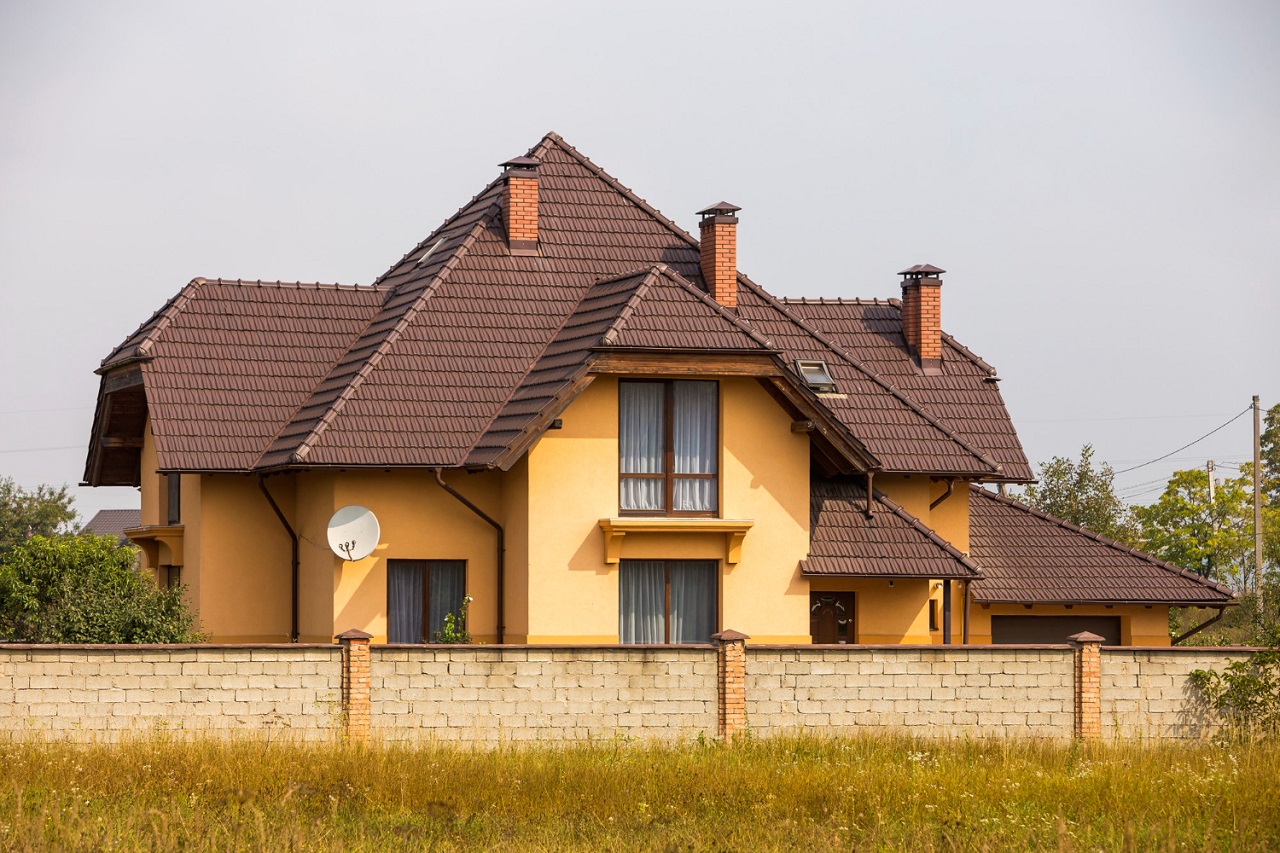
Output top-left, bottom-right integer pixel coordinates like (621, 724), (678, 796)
(0, 733), (1276, 851)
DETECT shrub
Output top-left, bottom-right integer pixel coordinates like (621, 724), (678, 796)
(0, 535), (201, 643)
(433, 594), (472, 644)
(1190, 630), (1280, 734)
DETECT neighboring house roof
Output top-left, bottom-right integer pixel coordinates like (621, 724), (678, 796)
(803, 478), (981, 579)
(967, 486), (1235, 606)
(83, 509), (140, 544)
(85, 132), (1031, 483)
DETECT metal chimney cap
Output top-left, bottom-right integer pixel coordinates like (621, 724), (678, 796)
(697, 201), (742, 218)
(898, 263), (946, 278)
(500, 156), (542, 170)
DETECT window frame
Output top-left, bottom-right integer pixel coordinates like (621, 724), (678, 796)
(385, 559), (468, 644)
(619, 558), (721, 644)
(618, 379), (719, 518)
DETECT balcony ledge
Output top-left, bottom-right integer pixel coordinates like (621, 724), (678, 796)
(597, 518), (754, 565)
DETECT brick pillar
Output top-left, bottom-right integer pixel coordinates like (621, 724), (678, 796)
(712, 629), (750, 743)
(336, 629), (373, 743)
(500, 156), (540, 256)
(1069, 631), (1105, 740)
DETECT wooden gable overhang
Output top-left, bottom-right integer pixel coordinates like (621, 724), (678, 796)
(82, 364), (148, 487)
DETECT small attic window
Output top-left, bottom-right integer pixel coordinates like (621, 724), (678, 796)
(795, 360), (837, 393)
(416, 237), (448, 266)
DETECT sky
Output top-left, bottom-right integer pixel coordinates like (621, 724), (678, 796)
(1, 1), (1277, 521)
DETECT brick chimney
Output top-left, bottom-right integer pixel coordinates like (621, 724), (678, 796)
(698, 202), (741, 309)
(899, 264), (945, 373)
(501, 156), (540, 256)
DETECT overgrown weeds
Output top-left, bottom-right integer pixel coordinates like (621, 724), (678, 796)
(0, 733), (1276, 851)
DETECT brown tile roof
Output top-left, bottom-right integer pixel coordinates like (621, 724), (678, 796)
(781, 298), (1033, 481)
(83, 509), (140, 544)
(100, 279), (385, 472)
(467, 265), (773, 468)
(967, 486), (1235, 606)
(88, 132), (1032, 481)
(803, 478), (981, 579)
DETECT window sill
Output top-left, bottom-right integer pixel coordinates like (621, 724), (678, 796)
(597, 518), (754, 565)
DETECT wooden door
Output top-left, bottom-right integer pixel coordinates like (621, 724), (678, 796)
(810, 592), (855, 644)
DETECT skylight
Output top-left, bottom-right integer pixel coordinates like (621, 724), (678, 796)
(416, 237), (448, 266)
(795, 360), (837, 394)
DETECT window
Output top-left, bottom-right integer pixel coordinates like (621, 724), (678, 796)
(795, 360), (836, 394)
(619, 380), (718, 515)
(387, 560), (467, 643)
(929, 599), (939, 631)
(165, 473), (181, 525)
(619, 560), (717, 643)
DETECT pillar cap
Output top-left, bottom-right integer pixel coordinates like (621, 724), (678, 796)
(711, 629), (751, 641)
(336, 629), (374, 641)
(1067, 631), (1106, 644)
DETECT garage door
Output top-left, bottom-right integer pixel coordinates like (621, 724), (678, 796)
(991, 616), (1121, 645)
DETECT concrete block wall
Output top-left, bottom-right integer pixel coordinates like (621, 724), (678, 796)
(746, 646), (1075, 739)
(0, 645), (341, 741)
(370, 646), (718, 742)
(1101, 648), (1257, 739)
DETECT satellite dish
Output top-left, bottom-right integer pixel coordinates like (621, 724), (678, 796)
(327, 505), (380, 562)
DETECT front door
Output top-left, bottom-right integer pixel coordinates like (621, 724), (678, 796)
(810, 592), (855, 644)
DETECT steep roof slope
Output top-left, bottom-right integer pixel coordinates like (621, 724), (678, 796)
(803, 478), (981, 578)
(968, 486), (1235, 605)
(258, 134), (706, 469)
(97, 279), (385, 472)
(91, 132), (1033, 479)
(467, 264), (774, 467)
(782, 298), (1033, 481)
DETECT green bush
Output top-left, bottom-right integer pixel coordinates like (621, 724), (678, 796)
(433, 594), (472, 644)
(1190, 628), (1280, 734)
(0, 535), (201, 643)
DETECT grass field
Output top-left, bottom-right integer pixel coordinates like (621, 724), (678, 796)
(0, 734), (1276, 851)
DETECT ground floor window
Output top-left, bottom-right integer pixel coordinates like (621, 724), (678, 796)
(619, 559), (717, 644)
(387, 559), (466, 643)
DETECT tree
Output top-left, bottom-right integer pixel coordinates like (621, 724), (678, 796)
(1134, 468), (1256, 588)
(0, 476), (78, 556)
(1263, 403), (1280, 507)
(0, 535), (201, 643)
(1017, 444), (1139, 546)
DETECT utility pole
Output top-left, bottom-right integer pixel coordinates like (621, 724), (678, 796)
(1254, 396), (1264, 610)
(1207, 459), (1215, 507)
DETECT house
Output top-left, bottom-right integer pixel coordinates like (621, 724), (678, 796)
(83, 132), (1233, 646)
(82, 508), (140, 546)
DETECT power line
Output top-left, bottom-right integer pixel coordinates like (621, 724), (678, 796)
(1020, 412), (1239, 424)
(0, 445), (85, 454)
(0, 406), (93, 416)
(1111, 407), (1253, 475)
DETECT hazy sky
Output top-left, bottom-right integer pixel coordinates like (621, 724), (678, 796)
(2, 1), (1277, 520)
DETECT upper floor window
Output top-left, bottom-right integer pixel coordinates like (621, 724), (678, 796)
(619, 380), (718, 516)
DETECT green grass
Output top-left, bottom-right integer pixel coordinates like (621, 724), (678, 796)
(0, 733), (1276, 851)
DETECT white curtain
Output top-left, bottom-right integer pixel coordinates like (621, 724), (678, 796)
(673, 381), (717, 512)
(619, 560), (665, 643)
(670, 561), (716, 643)
(387, 561), (423, 644)
(620, 382), (665, 511)
(428, 561), (466, 641)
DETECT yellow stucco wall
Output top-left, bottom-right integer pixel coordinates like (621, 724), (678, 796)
(967, 603), (1172, 646)
(516, 376), (811, 643)
(809, 578), (934, 643)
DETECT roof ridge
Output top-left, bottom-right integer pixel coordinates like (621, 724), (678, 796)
(255, 214), (492, 468)
(656, 267), (777, 350)
(872, 487), (983, 576)
(780, 296), (894, 306)
(940, 331), (996, 376)
(107, 277), (207, 368)
(460, 269), (623, 462)
(543, 134), (704, 258)
(598, 269), (660, 346)
(739, 276), (1002, 475)
(968, 485), (1237, 597)
(199, 278), (380, 291)
(367, 184), (504, 291)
